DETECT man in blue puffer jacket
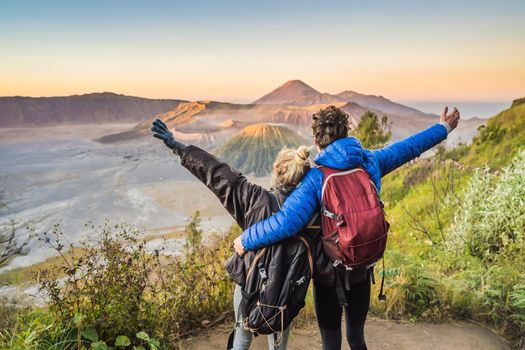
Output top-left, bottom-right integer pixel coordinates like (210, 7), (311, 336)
(233, 105), (460, 350)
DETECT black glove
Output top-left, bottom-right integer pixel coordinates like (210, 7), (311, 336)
(151, 119), (186, 156)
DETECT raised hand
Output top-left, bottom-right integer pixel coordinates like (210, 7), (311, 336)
(151, 118), (182, 151)
(440, 106), (461, 131)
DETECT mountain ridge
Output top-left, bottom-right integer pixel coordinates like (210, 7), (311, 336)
(251, 80), (438, 120)
(1, 82), (488, 152)
(0, 93), (186, 127)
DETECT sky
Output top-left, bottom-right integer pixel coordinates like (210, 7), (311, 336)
(1, 0), (524, 106)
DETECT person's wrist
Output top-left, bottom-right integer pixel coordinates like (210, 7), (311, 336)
(170, 140), (186, 155)
(439, 120), (452, 134)
(234, 235), (247, 256)
(171, 145), (183, 156)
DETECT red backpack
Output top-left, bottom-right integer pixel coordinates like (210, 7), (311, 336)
(319, 166), (390, 301)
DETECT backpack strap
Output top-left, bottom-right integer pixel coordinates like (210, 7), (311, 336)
(296, 236), (314, 277)
(378, 258), (387, 301)
(369, 259), (387, 301)
(306, 211), (320, 229)
(333, 267), (349, 306)
(246, 248), (268, 280)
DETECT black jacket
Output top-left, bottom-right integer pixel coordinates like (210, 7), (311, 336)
(178, 145), (335, 287)
(180, 145), (286, 229)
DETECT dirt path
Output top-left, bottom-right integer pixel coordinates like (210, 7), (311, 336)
(184, 318), (508, 350)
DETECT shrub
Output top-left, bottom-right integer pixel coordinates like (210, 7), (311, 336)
(437, 142), (470, 162)
(372, 148), (524, 346)
(31, 214), (237, 349)
(509, 283), (525, 331)
(183, 210), (203, 253)
(447, 150), (525, 261)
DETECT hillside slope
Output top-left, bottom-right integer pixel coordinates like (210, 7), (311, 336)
(460, 97), (525, 168)
(215, 124), (307, 176)
(375, 99), (525, 347)
(381, 98), (523, 207)
(0, 92), (185, 127)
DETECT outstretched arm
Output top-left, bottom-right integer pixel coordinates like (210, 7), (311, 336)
(237, 168), (323, 252)
(151, 119), (267, 229)
(372, 107), (460, 177)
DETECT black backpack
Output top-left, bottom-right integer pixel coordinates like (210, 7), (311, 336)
(224, 197), (317, 348)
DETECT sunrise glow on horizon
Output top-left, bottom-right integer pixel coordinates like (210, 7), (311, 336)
(1, 0), (524, 104)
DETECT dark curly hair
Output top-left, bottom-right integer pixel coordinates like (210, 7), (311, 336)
(311, 106), (349, 149)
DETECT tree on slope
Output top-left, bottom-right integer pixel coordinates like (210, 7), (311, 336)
(351, 111), (392, 149)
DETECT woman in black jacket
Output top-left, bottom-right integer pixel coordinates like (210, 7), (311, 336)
(151, 119), (313, 350)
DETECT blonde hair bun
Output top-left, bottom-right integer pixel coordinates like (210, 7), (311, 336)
(272, 145), (312, 192)
(294, 145), (310, 164)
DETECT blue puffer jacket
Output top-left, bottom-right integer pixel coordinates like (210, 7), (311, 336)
(241, 123), (449, 251)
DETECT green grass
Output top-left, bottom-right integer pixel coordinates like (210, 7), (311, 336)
(460, 100), (525, 169)
(366, 104), (525, 346)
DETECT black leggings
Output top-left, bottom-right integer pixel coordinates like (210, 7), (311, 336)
(313, 275), (371, 350)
